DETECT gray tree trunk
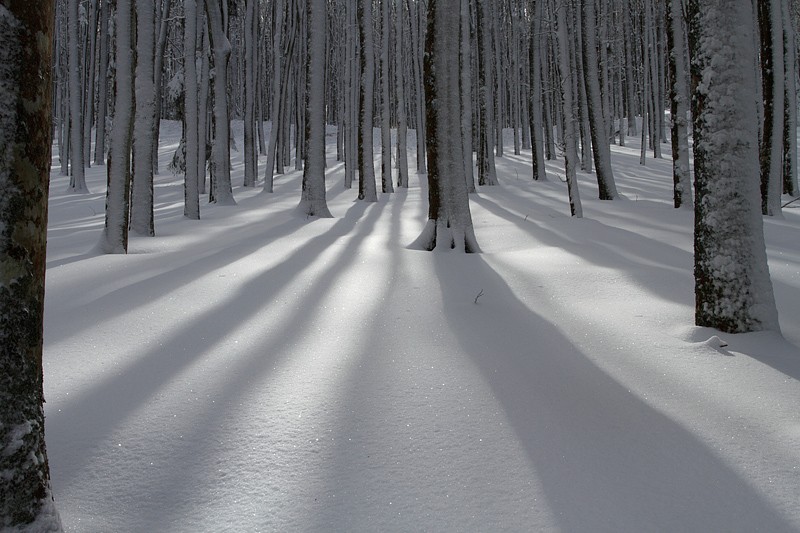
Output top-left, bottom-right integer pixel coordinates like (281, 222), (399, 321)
(184, 0), (200, 219)
(758, 0), (785, 216)
(358, 0), (378, 201)
(67, 0), (87, 192)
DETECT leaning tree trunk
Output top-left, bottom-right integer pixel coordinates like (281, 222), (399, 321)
(688, 0), (780, 333)
(0, 1), (63, 529)
(411, 0), (480, 252)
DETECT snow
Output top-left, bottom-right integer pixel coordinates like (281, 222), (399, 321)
(43, 121), (800, 531)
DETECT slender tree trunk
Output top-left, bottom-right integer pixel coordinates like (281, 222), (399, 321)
(581, 0), (618, 199)
(243, 0), (257, 187)
(380, 0), (393, 193)
(198, 20), (210, 195)
(666, 0), (691, 208)
(131, 0), (157, 236)
(67, 0), (87, 192)
(530, 0), (547, 181)
(184, 0), (200, 219)
(264, 0), (284, 192)
(94, 0), (110, 165)
(205, 0), (235, 205)
(395, 0), (409, 187)
(759, 0), (785, 215)
(151, 0), (172, 175)
(477, 0), (497, 185)
(82, 0), (98, 168)
(99, 0), (135, 253)
(554, 0), (583, 217)
(358, 0), (378, 201)
(783, 0), (798, 196)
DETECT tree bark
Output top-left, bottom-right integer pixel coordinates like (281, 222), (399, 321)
(0, 1), (62, 528)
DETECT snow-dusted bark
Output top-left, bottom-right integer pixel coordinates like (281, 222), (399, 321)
(0, 5), (62, 529)
(555, 0), (583, 217)
(99, 0), (134, 254)
(67, 0), (87, 193)
(184, 0), (200, 220)
(759, 0), (785, 216)
(666, 0), (692, 208)
(394, 0), (409, 188)
(581, 0), (618, 199)
(198, 22), (210, 195)
(205, 0), (235, 205)
(688, 0), (780, 333)
(358, 0), (377, 202)
(131, 0), (157, 236)
(411, 0), (480, 252)
(298, 0), (332, 218)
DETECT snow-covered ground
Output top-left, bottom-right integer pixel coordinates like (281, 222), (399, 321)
(44, 123), (800, 532)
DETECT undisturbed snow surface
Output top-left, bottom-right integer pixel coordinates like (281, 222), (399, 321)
(44, 122), (800, 532)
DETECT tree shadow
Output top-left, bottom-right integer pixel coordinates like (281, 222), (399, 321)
(426, 254), (796, 531)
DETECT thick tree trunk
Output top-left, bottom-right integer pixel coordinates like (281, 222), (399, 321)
(688, 0), (780, 333)
(412, 0), (479, 252)
(0, 2), (62, 528)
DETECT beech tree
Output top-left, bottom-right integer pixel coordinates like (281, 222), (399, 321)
(0, 0), (62, 528)
(666, 0), (691, 208)
(297, 0), (332, 218)
(66, 0), (87, 192)
(412, 0), (480, 252)
(688, 0), (780, 332)
(357, 0), (378, 201)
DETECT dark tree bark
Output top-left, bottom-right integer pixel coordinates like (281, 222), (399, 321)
(0, 0), (63, 528)
(411, 0), (480, 252)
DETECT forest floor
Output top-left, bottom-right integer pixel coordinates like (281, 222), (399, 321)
(44, 123), (800, 532)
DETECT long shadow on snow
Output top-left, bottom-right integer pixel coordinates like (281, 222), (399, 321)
(114, 198), (393, 531)
(472, 192), (691, 306)
(429, 254), (795, 532)
(44, 208), (308, 346)
(47, 200), (384, 493)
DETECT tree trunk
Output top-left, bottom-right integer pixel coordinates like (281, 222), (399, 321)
(529, 0), (547, 181)
(358, 0), (378, 201)
(759, 0), (785, 216)
(395, 0), (409, 187)
(411, 0), (480, 252)
(205, 0), (235, 205)
(783, 0), (798, 196)
(688, 0), (780, 333)
(666, 0), (692, 208)
(99, 0), (135, 253)
(380, 0), (393, 193)
(460, 0), (474, 192)
(131, 0), (157, 236)
(298, 0), (332, 218)
(0, 2), (62, 528)
(554, 0), (583, 217)
(184, 0), (200, 219)
(243, 0), (257, 187)
(67, 0), (87, 192)
(94, 0), (110, 165)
